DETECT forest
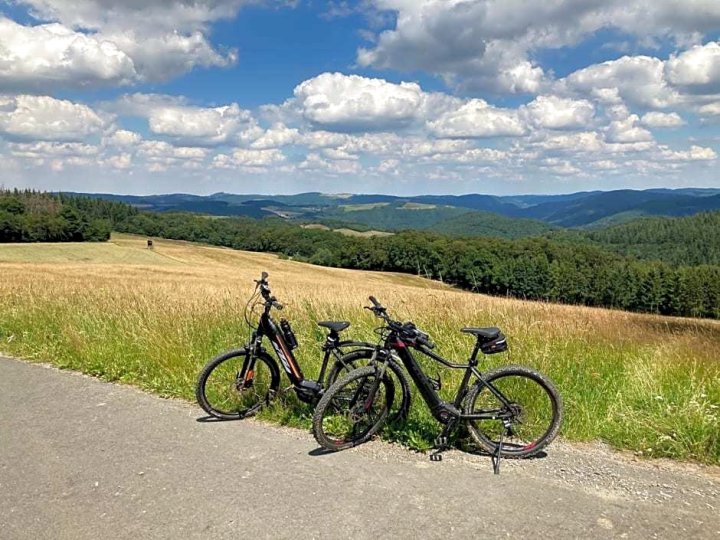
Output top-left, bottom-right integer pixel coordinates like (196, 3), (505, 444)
(563, 212), (720, 266)
(0, 190), (134, 243)
(2, 190), (718, 320)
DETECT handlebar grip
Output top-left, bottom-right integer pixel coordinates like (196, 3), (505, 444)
(369, 296), (381, 308)
(273, 301), (283, 310)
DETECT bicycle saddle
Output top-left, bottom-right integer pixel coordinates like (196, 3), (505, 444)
(317, 321), (351, 333)
(461, 326), (500, 340)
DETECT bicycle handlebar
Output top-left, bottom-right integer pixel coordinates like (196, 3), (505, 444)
(365, 296), (434, 348)
(366, 296), (387, 315)
(253, 272), (283, 311)
(254, 271), (268, 284)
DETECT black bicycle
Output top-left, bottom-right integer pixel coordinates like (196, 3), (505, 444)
(312, 296), (563, 472)
(196, 273), (410, 421)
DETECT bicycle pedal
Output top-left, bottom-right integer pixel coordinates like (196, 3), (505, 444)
(430, 453), (443, 462)
(434, 436), (448, 447)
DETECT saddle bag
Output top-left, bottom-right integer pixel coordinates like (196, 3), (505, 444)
(480, 332), (508, 354)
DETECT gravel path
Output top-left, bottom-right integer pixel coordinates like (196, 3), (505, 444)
(1, 356), (718, 539)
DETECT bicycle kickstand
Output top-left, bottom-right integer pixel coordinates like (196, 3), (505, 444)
(491, 424), (510, 475)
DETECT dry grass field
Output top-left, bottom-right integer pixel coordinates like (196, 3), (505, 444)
(1, 233), (718, 462)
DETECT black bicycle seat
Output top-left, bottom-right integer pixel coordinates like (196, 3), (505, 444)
(317, 321), (351, 333)
(461, 327), (500, 340)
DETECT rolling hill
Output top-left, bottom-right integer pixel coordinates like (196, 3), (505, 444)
(521, 190), (720, 227)
(72, 188), (720, 233)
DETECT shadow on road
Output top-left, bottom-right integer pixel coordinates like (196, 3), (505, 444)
(195, 415), (229, 423)
(308, 447), (337, 457)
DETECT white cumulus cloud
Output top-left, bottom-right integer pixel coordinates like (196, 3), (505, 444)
(357, 0), (720, 93)
(213, 148), (286, 168)
(250, 123), (300, 149)
(293, 72), (425, 131)
(605, 114), (654, 143)
(147, 103), (251, 146)
(665, 42), (720, 93)
(697, 101), (720, 116)
(0, 95), (108, 142)
(103, 129), (142, 147)
(661, 145), (717, 161)
(1, 0), (253, 90)
(640, 111), (686, 127)
(107, 94), (257, 147)
(427, 99), (525, 138)
(521, 95), (595, 130)
(561, 56), (678, 109)
(0, 17), (137, 91)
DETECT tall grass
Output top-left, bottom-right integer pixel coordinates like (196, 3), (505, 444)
(1, 234), (718, 463)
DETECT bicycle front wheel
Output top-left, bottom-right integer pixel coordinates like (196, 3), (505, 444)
(465, 365), (563, 458)
(326, 349), (411, 424)
(196, 349), (280, 420)
(312, 366), (394, 451)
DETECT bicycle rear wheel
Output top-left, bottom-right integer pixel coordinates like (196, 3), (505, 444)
(465, 365), (562, 458)
(196, 349), (280, 420)
(312, 366), (394, 451)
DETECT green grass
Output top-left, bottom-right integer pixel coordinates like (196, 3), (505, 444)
(400, 202), (437, 210)
(333, 228), (393, 238)
(340, 202), (391, 211)
(1, 234), (718, 464)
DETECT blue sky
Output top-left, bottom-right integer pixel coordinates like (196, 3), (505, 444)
(1, 0), (720, 195)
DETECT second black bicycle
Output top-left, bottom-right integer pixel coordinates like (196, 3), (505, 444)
(312, 296), (563, 470)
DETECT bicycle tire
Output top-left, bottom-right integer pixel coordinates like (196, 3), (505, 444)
(312, 366), (394, 451)
(196, 349), (280, 420)
(464, 365), (563, 458)
(326, 349), (411, 424)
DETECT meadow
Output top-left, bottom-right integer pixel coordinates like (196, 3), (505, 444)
(1, 234), (718, 463)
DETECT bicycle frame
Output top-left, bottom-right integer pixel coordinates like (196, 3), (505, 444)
(384, 331), (515, 424)
(243, 305), (373, 402)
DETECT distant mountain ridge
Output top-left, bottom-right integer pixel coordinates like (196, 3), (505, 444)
(70, 188), (720, 231)
(53, 188), (720, 267)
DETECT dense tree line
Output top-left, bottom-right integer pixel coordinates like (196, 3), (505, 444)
(0, 190), (135, 243)
(115, 211), (720, 320)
